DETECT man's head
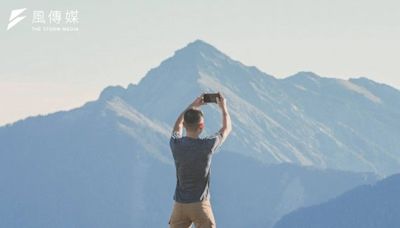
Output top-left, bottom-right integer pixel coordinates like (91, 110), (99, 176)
(183, 108), (205, 134)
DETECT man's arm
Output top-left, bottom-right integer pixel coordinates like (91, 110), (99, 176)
(171, 110), (186, 138)
(216, 93), (232, 141)
(171, 94), (204, 137)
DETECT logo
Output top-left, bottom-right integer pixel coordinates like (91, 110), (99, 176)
(6, 8), (79, 32)
(7, 8), (27, 30)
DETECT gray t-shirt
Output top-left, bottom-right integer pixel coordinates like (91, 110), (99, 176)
(170, 131), (224, 203)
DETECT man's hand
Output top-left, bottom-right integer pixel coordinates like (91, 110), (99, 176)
(216, 92), (227, 112)
(190, 94), (205, 109)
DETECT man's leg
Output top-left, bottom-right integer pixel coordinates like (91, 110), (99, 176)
(189, 200), (216, 228)
(169, 202), (192, 228)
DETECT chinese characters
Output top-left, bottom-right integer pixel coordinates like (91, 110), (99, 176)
(32, 9), (79, 32)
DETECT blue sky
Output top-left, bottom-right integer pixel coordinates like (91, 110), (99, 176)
(0, 0), (399, 125)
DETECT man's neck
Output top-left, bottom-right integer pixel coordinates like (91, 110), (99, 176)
(186, 132), (200, 139)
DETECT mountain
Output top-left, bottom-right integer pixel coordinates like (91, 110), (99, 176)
(274, 173), (400, 228)
(211, 154), (376, 228)
(0, 39), (396, 227)
(118, 40), (400, 175)
(2, 40), (400, 175)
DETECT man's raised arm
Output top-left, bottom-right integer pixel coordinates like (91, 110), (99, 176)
(216, 93), (232, 141)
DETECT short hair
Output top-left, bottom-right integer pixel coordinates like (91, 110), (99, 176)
(184, 108), (204, 130)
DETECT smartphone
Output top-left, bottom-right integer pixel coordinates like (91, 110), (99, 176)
(203, 93), (220, 103)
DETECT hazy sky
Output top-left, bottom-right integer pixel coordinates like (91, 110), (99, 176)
(1, 0), (399, 125)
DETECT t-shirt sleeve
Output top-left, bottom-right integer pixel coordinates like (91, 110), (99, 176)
(208, 131), (224, 154)
(169, 131), (182, 149)
(171, 131), (182, 139)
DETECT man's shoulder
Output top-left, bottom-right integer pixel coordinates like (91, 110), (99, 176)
(171, 131), (182, 139)
(169, 132), (183, 149)
(203, 131), (223, 148)
(204, 131), (223, 141)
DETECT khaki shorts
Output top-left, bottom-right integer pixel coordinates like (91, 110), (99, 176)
(168, 199), (216, 228)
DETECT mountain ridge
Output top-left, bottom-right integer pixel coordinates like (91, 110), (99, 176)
(274, 173), (400, 228)
(2, 40), (400, 175)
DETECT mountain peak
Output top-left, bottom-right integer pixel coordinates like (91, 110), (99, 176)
(290, 71), (321, 79)
(186, 39), (215, 49)
(283, 71), (322, 84)
(183, 39), (222, 53)
(172, 39), (227, 61)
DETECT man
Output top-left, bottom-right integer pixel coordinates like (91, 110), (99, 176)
(168, 92), (232, 228)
